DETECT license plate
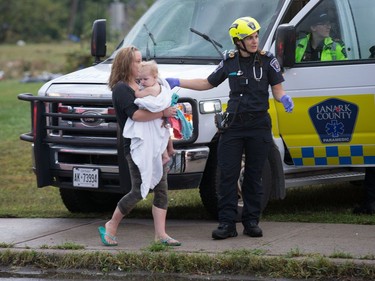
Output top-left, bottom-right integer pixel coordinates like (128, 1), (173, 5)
(73, 167), (99, 188)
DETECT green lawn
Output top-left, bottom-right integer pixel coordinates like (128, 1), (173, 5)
(0, 80), (70, 217)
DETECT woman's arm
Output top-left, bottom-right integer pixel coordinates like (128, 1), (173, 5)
(271, 83), (285, 102)
(132, 106), (177, 122)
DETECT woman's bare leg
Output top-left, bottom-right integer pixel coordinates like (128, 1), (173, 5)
(104, 206), (124, 244)
(152, 204), (167, 240)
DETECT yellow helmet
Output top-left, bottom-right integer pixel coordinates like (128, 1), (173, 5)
(228, 17), (261, 43)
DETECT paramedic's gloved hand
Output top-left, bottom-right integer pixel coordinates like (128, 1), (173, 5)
(166, 78), (180, 89)
(281, 95), (294, 113)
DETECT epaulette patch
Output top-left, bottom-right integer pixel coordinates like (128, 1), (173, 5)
(261, 50), (272, 57)
(222, 49), (237, 60)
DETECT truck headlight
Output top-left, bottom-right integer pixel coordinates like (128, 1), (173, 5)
(199, 99), (222, 114)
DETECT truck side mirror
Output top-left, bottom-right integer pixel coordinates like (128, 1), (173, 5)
(369, 45), (375, 58)
(91, 19), (107, 64)
(275, 24), (296, 69)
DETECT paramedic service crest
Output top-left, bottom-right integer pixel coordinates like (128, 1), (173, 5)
(309, 98), (358, 144)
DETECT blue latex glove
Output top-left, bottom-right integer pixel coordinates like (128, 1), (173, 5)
(166, 78), (180, 89)
(280, 95), (294, 113)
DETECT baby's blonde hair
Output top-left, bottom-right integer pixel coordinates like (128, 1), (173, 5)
(140, 60), (159, 78)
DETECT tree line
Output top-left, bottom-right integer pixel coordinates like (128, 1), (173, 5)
(0, 0), (154, 44)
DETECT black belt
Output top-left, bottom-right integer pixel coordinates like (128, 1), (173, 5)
(228, 111), (267, 122)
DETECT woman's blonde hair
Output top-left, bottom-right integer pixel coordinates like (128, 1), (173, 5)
(108, 46), (139, 90)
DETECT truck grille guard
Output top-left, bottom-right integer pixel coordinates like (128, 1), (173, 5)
(17, 93), (206, 191)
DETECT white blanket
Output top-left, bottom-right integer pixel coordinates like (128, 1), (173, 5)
(123, 78), (172, 198)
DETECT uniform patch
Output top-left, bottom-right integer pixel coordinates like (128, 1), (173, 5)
(213, 60), (224, 73)
(270, 58), (281, 72)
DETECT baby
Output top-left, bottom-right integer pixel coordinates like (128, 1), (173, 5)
(136, 60), (174, 165)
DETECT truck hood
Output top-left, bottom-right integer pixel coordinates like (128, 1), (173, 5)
(50, 62), (218, 84)
(41, 61), (222, 99)
(51, 63), (113, 84)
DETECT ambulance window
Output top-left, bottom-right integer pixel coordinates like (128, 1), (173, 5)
(295, 0), (375, 63)
(295, 0), (347, 63)
(281, 0), (309, 24)
(347, 0), (375, 60)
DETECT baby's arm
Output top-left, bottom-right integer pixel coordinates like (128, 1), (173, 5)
(135, 83), (161, 98)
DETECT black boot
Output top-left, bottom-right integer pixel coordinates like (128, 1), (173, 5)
(212, 223), (238, 240)
(243, 222), (263, 237)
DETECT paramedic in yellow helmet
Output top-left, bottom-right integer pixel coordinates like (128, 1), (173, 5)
(166, 17), (294, 240)
(296, 12), (347, 62)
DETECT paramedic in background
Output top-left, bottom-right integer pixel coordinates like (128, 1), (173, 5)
(166, 17), (294, 240)
(295, 12), (347, 62)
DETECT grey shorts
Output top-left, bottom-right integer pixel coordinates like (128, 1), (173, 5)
(117, 154), (168, 215)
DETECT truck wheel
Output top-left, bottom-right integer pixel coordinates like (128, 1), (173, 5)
(199, 142), (219, 219)
(59, 189), (122, 213)
(199, 142), (273, 219)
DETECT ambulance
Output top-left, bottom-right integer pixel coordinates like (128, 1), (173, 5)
(18, 0), (375, 217)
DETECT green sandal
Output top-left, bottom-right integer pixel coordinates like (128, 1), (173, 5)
(98, 226), (118, 246)
(159, 237), (181, 246)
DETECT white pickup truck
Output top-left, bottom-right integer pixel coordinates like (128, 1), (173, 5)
(19, 0), (375, 217)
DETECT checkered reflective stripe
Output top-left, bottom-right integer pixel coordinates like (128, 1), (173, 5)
(291, 145), (375, 166)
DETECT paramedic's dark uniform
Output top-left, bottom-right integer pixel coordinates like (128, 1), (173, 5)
(207, 50), (284, 228)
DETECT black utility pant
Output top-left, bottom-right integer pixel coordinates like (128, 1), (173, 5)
(217, 113), (272, 227)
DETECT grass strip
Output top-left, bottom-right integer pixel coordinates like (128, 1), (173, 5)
(0, 249), (374, 280)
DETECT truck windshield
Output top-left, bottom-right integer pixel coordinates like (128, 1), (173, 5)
(116, 0), (284, 61)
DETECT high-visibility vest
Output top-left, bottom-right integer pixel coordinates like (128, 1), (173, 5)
(295, 34), (347, 62)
